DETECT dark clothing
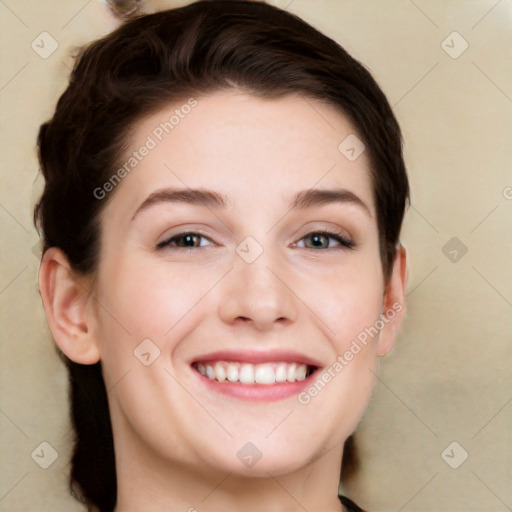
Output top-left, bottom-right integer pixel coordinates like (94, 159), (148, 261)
(339, 494), (366, 512)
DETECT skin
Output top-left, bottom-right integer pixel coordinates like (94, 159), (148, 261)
(39, 90), (407, 512)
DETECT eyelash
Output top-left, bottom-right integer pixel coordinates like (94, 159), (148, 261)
(156, 230), (355, 251)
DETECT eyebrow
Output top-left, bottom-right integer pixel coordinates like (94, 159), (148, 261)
(131, 186), (371, 221)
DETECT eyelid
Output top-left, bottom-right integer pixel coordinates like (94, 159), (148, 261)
(156, 230), (216, 249)
(293, 220), (354, 243)
(295, 229), (355, 250)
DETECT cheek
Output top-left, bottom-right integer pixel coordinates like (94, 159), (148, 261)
(93, 254), (225, 362)
(329, 282), (383, 351)
(297, 271), (383, 440)
(305, 254), (384, 430)
(314, 254), (384, 350)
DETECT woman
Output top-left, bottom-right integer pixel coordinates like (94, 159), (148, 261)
(34, 1), (409, 511)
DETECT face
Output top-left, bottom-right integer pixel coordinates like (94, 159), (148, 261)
(89, 90), (399, 479)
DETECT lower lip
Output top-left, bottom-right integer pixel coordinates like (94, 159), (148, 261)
(191, 366), (320, 402)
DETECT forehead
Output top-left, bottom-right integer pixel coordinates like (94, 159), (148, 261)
(103, 90), (374, 218)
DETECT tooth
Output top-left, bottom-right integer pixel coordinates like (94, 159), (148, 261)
(239, 364), (255, 384)
(198, 360), (313, 384)
(206, 364), (215, 380)
(295, 364), (307, 381)
(255, 364), (276, 384)
(227, 362), (239, 382)
(214, 362), (226, 382)
(286, 363), (297, 382)
(275, 363), (287, 382)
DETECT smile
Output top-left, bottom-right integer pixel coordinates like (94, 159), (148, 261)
(193, 361), (316, 384)
(190, 349), (322, 401)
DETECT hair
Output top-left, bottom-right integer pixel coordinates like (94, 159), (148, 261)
(33, 1), (409, 510)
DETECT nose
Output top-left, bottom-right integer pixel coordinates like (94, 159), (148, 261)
(217, 244), (299, 331)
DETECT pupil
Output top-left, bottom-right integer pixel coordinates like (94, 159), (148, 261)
(311, 234), (324, 248)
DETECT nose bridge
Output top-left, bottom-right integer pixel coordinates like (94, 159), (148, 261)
(217, 236), (299, 328)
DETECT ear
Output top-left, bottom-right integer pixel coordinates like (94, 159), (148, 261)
(38, 247), (100, 364)
(377, 244), (408, 357)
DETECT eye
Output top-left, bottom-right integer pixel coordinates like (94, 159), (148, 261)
(156, 232), (214, 250)
(156, 230), (355, 251)
(296, 230), (355, 250)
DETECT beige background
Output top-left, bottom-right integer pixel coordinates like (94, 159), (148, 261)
(0, 0), (511, 511)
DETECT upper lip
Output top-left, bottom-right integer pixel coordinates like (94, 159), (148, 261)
(190, 349), (322, 368)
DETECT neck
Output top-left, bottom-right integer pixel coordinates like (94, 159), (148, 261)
(113, 436), (346, 512)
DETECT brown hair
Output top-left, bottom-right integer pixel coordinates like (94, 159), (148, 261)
(33, 1), (409, 510)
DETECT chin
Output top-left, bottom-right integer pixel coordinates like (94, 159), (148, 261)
(200, 440), (322, 478)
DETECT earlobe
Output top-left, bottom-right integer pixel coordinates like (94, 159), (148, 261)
(38, 247), (100, 365)
(377, 244), (408, 357)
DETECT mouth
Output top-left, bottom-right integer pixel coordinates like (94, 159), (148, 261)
(190, 350), (322, 401)
(192, 360), (318, 384)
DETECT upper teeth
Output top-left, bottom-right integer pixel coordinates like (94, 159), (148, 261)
(195, 361), (310, 384)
